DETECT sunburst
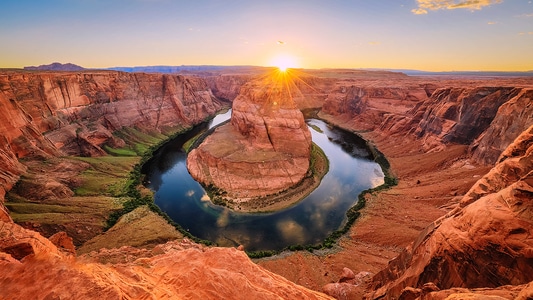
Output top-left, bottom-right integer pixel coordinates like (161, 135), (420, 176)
(269, 54), (298, 72)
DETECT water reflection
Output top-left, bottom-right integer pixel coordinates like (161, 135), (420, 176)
(142, 113), (384, 251)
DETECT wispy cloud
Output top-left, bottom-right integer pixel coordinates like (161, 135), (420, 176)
(412, 0), (503, 15)
(487, 21), (498, 24)
(368, 41), (381, 45)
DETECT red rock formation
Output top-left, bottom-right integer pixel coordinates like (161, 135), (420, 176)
(368, 124), (533, 299)
(0, 219), (332, 300)
(0, 70), (224, 218)
(187, 70), (312, 201)
(204, 74), (252, 101)
(319, 81), (432, 131)
(379, 86), (532, 163)
(470, 88), (533, 165)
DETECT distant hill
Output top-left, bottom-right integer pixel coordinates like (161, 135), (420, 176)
(107, 65), (269, 75)
(362, 68), (533, 77)
(24, 62), (85, 71)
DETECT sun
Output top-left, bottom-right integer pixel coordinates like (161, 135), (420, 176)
(270, 54), (298, 72)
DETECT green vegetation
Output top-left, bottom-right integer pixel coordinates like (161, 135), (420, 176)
(71, 156), (138, 196)
(103, 145), (137, 157)
(102, 125), (214, 246)
(308, 123), (323, 133)
(6, 193), (122, 227)
(182, 132), (204, 153)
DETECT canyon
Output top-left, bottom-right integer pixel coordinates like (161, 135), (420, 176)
(0, 67), (532, 299)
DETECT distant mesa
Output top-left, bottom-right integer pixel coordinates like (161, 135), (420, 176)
(186, 70), (313, 208)
(24, 62), (85, 71)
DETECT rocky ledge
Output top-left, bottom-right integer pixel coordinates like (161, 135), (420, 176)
(187, 70), (312, 205)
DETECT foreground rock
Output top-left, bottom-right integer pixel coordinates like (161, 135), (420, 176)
(187, 70), (312, 202)
(0, 219), (332, 300)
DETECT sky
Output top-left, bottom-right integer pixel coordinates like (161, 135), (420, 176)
(1, 0), (532, 71)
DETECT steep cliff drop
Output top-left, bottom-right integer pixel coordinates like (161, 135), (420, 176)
(187, 69), (312, 208)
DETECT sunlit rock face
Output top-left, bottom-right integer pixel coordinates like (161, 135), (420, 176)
(0, 220), (332, 300)
(369, 124), (533, 299)
(187, 70), (312, 201)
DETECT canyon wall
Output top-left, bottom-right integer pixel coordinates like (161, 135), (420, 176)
(204, 74), (252, 101)
(382, 86), (533, 165)
(0, 71), (225, 219)
(369, 124), (533, 299)
(320, 82), (533, 165)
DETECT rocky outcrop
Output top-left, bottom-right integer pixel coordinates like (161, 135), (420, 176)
(0, 219), (332, 300)
(187, 70), (312, 201)
(319, 83), (432, 131)
(320, 80), (532, 166)
(369, 124), (533, 299)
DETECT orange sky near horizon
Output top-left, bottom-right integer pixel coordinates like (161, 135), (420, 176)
(1, 0), (532, 71)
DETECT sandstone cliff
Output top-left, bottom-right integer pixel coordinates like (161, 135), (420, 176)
(187, 70), (312, 201)
(369, 124), (533, 299)
(204, 74), (252, 101)
(320, 80), (533, 166)
(386, 87), (532, 162)
(0, 70), (224, 240)
(0, 70), (222, 158)
(319, 82), (433, 131)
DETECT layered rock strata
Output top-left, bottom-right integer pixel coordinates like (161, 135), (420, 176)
(187, 71), (312, 201)
(0, 70), (224, 237)
(381, 87), (533, 164)
(369, 124), (533, 299)
(320, 82), (533, 166)
(0, 219), (332, 300)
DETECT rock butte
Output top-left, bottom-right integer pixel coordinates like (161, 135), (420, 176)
(187, 70), (312, 202)
(1, 66), (533, 299)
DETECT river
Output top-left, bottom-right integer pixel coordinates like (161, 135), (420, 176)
(142, 111), (384, 251)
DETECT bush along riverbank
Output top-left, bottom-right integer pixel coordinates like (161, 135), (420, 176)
(102, 112), (230, 246)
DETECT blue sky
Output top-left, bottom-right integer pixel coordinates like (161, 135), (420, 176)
(1, 0), (532, 71)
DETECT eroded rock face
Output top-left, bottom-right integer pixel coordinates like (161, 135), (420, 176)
(0, 220), (332, 300)
(368, 125), (533, 299)
(381, 87), (532, 164)
(470, 88), (533, 165)
(187, 71), (312, 201)
(0, 70), (224, 208)
(204, 74), (252, 101)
